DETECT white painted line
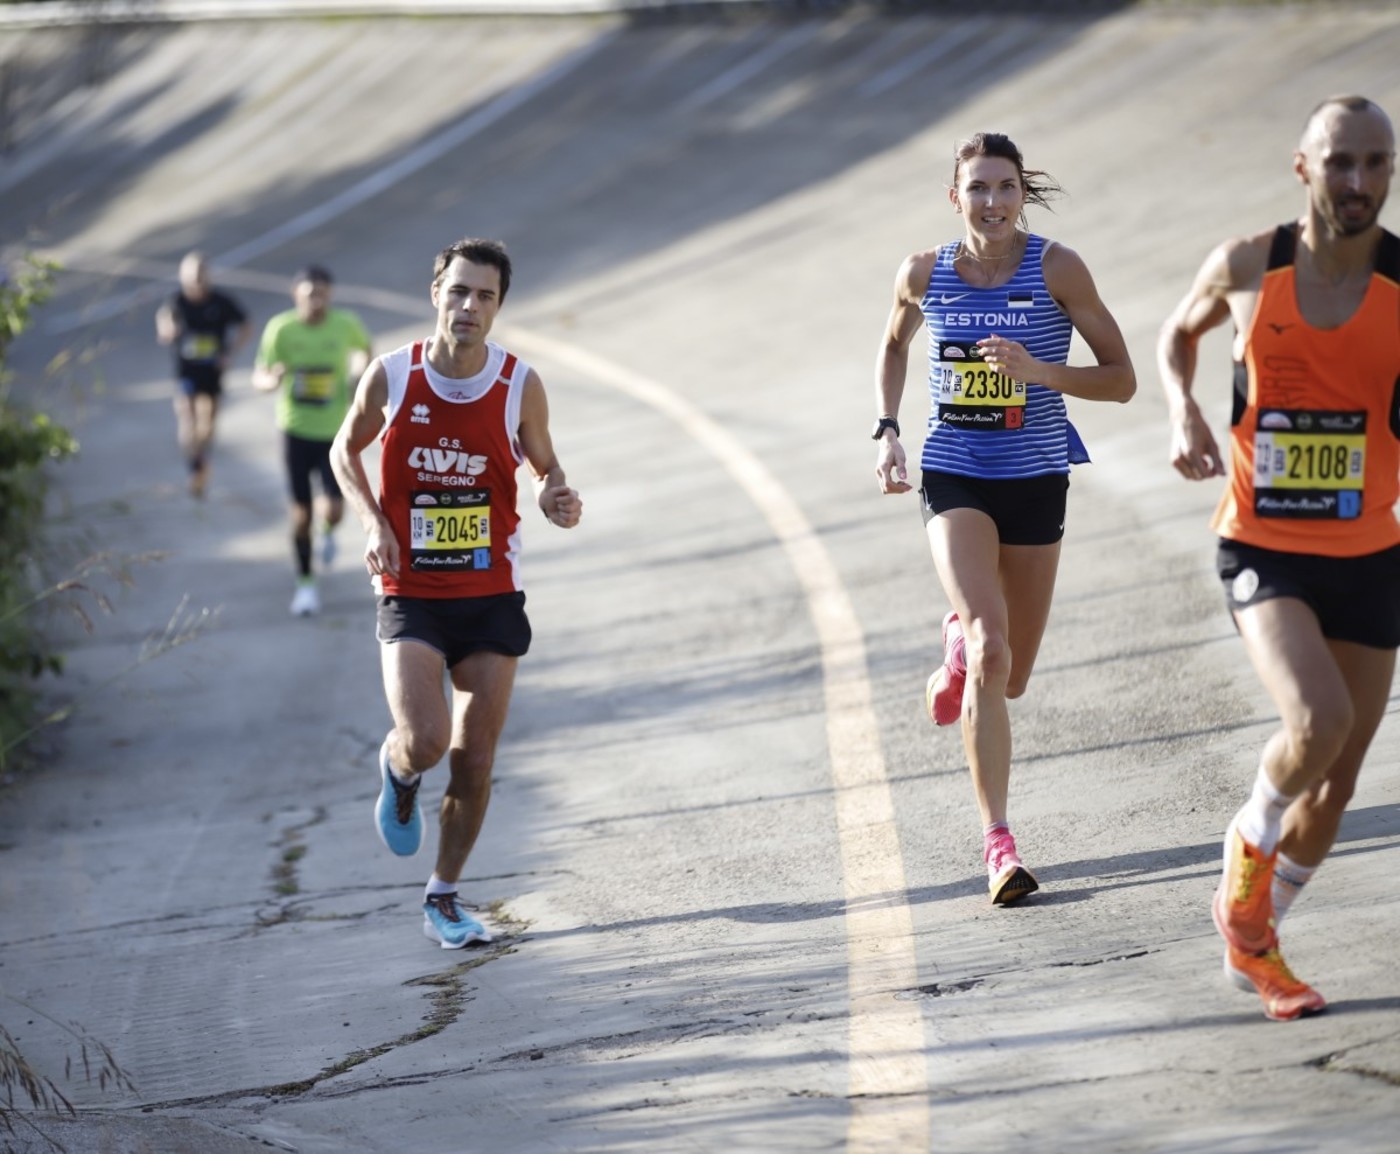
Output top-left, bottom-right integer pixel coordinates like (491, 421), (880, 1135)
(678, 22), (826, 113)
(212, 32), (618, 271)
(836, 17), (930, 83)
(0, 0), (710, 29)
(496, 326), (931, 1150)
(43, 28), (618, 334)
(859, 17), (991, 98)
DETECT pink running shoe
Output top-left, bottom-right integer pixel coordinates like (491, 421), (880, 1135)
(985, 828), (1039, 906)
(925, 611), (967, 727)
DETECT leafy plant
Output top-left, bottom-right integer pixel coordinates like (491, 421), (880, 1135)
(0, 257), (77, 769)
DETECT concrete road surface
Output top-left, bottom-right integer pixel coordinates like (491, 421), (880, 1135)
(1, 5), (1399, 1152)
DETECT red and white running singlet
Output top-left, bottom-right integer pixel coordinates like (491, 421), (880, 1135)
(377, 339), (527, 598)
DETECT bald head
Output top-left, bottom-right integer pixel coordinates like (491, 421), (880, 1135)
(1295, 95), (1394, 238)
(1300, 95), (1394, 156)
(178, 251), (210, 300)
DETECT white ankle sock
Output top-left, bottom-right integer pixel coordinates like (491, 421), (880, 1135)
(383, 743), (416, 786)
(425, 875), (457, 900)
(1271, 852), (1316, 924)
(1234, 766), (1294, 855)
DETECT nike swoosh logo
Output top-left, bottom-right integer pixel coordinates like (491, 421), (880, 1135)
(940, 293), (970, 305)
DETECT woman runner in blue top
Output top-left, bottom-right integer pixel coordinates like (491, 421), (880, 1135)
(874, 133), (1135, 905)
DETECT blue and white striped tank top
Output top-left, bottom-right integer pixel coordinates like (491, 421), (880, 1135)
(919, 233), (1087, 478)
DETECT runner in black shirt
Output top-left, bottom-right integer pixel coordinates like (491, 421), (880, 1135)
(155, 251), (251, 497)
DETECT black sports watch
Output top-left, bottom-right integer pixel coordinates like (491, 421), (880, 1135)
(871, 416), (901, 440)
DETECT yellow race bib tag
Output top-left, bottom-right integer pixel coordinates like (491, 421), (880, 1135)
(292, 366), (337, 406)
(1253, 409), (1365, 520)
(181, 334), (220, 361)
(409, 491), (493, 571)
(934, 340), (1026, 431)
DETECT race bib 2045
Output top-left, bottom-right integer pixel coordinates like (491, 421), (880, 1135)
(409, 489), (493, 571)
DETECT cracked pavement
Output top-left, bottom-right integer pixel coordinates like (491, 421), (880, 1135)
(2, 5), (1400, 1152)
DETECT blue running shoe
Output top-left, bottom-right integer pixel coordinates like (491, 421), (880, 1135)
(319, 524), (338, 570)
(423, 892), (492, 949)
(374, 741), (423, 857)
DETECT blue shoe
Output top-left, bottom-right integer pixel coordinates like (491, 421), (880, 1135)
(319, 525), (337, 570)
(422, 892), (492, 949)
(374, 741), (423, 857)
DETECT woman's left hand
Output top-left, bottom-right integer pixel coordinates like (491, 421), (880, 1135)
(977, 335), (1039, 383)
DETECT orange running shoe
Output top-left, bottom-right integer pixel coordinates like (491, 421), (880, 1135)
(925, 611), (967, 727)
(1224, 944), (1326, 1021)
(985, 828), (1038, 906)
(1211, 817), (1278, 954)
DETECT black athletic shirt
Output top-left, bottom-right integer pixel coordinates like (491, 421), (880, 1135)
(167, 290), (247, 378)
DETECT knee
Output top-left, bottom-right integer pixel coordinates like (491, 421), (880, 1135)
(1286, 698), (1355, 766)
(964, 620), (1012, 688)
(398, 731), (450, 773)
(290, 505), (312, 534)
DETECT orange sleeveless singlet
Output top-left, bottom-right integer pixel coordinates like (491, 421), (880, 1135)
(1212, 224), (1400, 557)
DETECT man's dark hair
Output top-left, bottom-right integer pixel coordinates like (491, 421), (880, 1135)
(1306, 94), (1383, 125)
(294, 264), (333, 286)
(432, 238), (512, 302)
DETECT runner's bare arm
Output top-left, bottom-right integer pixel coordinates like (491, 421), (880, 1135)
(982, 243), (1135, 403)
(154, 302), (178, 345)
(1158, 235), (1267, 480)
(518, 369), (581, 528)
(330, 358), (400, 576)
(225, 319), (253, 369)
(348, 342), (372, 390)
(874, 251), (934, 495)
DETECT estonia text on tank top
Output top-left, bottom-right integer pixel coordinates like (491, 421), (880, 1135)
(919, 234), (1080, 479)
(377, 340), (526, 598)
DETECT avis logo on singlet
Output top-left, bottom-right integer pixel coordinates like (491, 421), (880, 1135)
(407, 444), (488, 487)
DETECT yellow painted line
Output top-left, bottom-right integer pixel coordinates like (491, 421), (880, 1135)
(498, 327), (931, 1149)
(47, 247), (932, 1143)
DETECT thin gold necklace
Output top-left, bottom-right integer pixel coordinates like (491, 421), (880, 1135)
(960, 240), (1019, 263)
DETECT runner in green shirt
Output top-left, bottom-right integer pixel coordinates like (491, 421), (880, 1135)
(253, 265), (373, 616)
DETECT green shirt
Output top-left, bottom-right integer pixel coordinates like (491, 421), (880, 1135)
(256, 307), (372, 441)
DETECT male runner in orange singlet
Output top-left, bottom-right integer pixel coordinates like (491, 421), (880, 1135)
(1159, 95), (1398, 1020)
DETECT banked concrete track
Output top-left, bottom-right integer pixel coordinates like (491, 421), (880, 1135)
(1, 6), (1399, 1153)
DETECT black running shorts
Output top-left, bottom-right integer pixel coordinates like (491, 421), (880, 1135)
(178, 368), (223, 398)
(377, 592), (532, 666)
(920, 470), (1068, 546)
(1217, 538), (1400, 649)
(283, 432), (341, 508)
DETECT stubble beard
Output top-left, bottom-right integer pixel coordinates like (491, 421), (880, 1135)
(1325, 189), (1387, 238)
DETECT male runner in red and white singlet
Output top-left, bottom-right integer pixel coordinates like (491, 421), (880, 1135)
(332, 238), (582, 949)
